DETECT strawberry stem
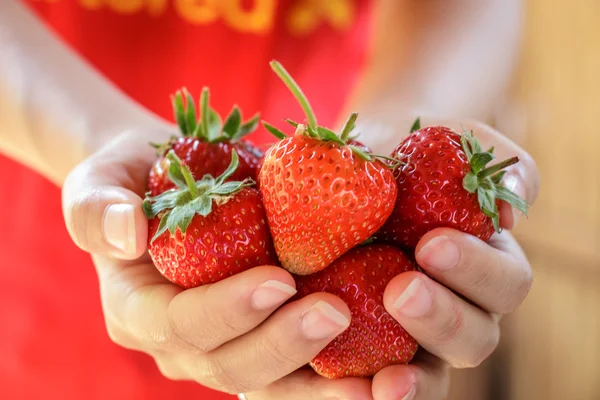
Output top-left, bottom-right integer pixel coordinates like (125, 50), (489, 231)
(478, 157), (519, 179)
(270, 60), (318, 129)
(340, 113), (358, 142)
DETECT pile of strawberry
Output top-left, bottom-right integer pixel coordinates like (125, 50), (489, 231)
(142, 62), (529, 379)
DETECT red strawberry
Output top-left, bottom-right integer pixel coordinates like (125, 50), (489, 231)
(143, 150), (278, 288)
(259, 61), (398, 275)
(377, 120), (530, 248)
(148, 87), (262, 196)
(295, 244), (419, 379)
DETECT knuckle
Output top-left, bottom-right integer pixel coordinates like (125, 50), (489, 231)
(498, 263), (534, 315)
(434, 302), (465, 347)
(105, 320), (141, 351)
(63, 191), (92, 248)
(259, 331), (303, 370)
(167, 290), (224, 354)
(450, 322), (500, 369)
(203, 357), (249, 394)
(106, 323), (128, 346)
(130, 322), (175, 350)
(517, 263), (534, 302)
(468, 325), (501, 368)
(155, 357), (185, 381)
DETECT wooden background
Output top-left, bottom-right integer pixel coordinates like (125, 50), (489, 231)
(447, 1), (600, 399)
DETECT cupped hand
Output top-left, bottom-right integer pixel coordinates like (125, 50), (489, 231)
(367, 118), (540, 400)
(62, 130), (364, 398)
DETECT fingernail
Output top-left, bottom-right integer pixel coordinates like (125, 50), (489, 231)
(302, 301), (350, 340)
(251, 280), (297, 310)
(401, 385), (416, 400)
(393, 278), (432, 317)
(417, 236), (460, 271)
(503, 173), (526, 228)
(103, 204), (136, 255)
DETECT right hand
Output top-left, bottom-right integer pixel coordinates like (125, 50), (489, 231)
(62, 129), (380, 399)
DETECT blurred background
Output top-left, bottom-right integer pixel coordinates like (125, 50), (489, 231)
(449, 1), (600, 399)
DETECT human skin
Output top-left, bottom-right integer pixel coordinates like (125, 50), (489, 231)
(0, 1), (537, 399)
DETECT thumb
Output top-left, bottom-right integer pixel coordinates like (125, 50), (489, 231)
(62, 129), (170, 259)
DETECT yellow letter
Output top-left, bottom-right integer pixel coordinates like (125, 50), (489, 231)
(106, 0), (144, 14)
(221, 0), (276, 34)
(287, 0), (355, 37)
(175, 0), (219, 25)
(146, 0), (169, 16)
(80, 0), (103, 10)
(287, 0), (317, 37)
(320, 0), (354, 31)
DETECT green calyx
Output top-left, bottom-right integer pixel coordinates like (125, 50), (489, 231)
(263, 60), (399, 166)
(171, 87), (260, 144)
(461, 130), (530, 232)
(142, 150), (254, 243)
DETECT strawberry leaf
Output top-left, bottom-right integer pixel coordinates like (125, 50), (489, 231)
(263, 122), (288, 140)
(207, 109), (223, 142)
(317, 127), (345, 145)
(349, 145), (374, 161)
(172, 92), (188, 136)
(152, 211), (171, 242)
(184, 89), (198, 135)
(495, 185), (529, 216)
(410, 117), (421, 133)
(222, 106), (242, 139)
(470, 152), (495, 174)
(285, 119), (299, 128)
(167, 154), (188, 189)
(200, 87), (210, 139)
(196, 195), (213, 216)
(215, 151), (239, 185)
(462, 172), (479, 193)
(232, 113), (260, 141)
(209, 180), (253, 196)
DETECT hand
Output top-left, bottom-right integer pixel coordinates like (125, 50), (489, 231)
(240, 118), (540, 400)
(369, 118), (540, 400)
(62, 130), (368, 398)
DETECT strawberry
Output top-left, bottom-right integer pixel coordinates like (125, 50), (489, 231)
(148, 87), (262, 196)
(377, 120), (530, 248)
(295, 244), (419, 379)
(259, 61), (398, 275)
(143, 150), (278, 288)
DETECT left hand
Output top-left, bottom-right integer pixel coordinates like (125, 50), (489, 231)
(375, 118), (539, 399)
(246, 118), (539, 400)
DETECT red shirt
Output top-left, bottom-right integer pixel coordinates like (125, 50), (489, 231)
(0, 0), (372, 398)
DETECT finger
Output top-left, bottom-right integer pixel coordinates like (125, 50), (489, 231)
(384, 271), (500, 369)
(62, 129), (171, 259)
(167, 266), (297, 353)
(415, 228), (533, 314)
(198, 294), (351, 394)
(245, 369), (373, 400)
(97, 256), (297, 354)
(93, 254), (189, 352)
(373, 352), (450, 400)
(153, 352), (192, 381)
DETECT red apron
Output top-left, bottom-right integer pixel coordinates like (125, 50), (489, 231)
(0, 0), (372, 398)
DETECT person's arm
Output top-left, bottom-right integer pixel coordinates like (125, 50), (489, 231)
(344, 0), (523, 148)
(0, 1), (168, 185)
